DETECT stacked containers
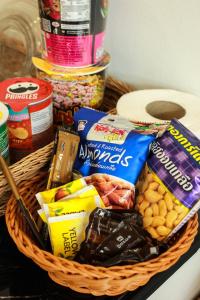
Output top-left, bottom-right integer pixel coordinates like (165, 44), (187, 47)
(35, 0), (110, 126)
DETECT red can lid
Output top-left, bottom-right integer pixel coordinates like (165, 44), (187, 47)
(0, 77), (53, 112)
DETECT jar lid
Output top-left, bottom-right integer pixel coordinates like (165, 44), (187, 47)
(0, 78), (53, 112)
(32, 52), (111, 77)
(0, 101), (9, 126)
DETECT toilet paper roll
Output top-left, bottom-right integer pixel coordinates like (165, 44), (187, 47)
(116, 89), (200, 137)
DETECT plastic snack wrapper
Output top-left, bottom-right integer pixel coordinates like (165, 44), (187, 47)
(43, 195), (105, 219)
(48, 212), (89, 259)
(47, 128), (80, 189)
(58, 185), (99, 201)
(37, 185), (100, 223)
(36, 178), (86, 206)
(38, 209), (46, 223)
(73, 108), (156, 209)
(136, 119), (200, 241)
(47, 194), (105, 258)
(75, 208), (164, 266)
(85, 173), (135, 209)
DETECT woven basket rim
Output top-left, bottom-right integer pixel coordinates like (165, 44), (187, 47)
(5, 170), (199, 296)
(5, 174), (199, 273)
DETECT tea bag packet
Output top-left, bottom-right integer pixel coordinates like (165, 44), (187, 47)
(47, 128), (80, 189)
(47, 196), (105, 258)
(48, 212), (89, 259)
(93, 223), (161, 266)
(36, 177), (86, 205)
(136, 119), (200, 241)
(37, 185), (100, 223)
(43, 195), (105, 219)
(73, 108), (156, 208)
(58, 185), (99, 201)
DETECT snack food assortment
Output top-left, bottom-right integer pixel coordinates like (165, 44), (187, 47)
(1, 0), (200, 293)
(31, 112), (200, 268)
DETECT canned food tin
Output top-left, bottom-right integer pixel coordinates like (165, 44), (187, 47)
(0, 77), (54, 163)
(38, 0), (109, 67)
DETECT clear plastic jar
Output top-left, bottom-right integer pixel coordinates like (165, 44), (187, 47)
(0, 0), (41, 80)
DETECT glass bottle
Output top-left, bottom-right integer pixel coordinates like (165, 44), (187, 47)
(0, 0), (41, 80)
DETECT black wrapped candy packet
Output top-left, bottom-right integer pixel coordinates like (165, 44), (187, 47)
(75, 208), (167, 266)
(92, 245), (160, 267)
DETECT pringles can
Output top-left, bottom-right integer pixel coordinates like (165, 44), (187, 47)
(0, 102), (9, 163)
(0, 78), (53, 163)
(38, 0), (109, 67)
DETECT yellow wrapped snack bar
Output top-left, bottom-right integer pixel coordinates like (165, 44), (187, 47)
(43, 195), (104, 219)
(38, 185), (101, 223)
(58, 185), (99, 201)
(48, 212), (89, 259)
(37, 209), (46, 223)
(36, 178), (86, 205)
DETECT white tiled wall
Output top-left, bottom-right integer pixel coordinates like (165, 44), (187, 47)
(105, 0), (200, 97)
(105, 1), (200, 299)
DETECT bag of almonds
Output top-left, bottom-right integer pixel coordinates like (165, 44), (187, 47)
(136, 119), (200, 241)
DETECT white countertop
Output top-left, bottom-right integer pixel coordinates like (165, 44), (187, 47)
(148, 249), (200, 300)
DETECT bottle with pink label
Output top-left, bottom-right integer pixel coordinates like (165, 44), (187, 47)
(38, 0), (109, 67)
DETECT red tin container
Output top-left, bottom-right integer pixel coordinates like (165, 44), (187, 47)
(0, 77), (54, 163)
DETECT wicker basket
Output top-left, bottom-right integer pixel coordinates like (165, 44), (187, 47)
(0, 77), (133, 216)
(3, 77), (199, 296)
(5, 174), (199, 296)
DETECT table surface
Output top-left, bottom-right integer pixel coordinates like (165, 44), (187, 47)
(0, 214), (199, 300)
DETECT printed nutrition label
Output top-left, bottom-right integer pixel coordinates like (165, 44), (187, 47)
(60, 0), (90, 22)
(30, 103), (53, 135)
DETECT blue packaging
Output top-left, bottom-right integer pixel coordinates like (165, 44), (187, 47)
(74, 108), (156, 185)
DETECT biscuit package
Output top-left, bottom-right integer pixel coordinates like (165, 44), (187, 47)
(73, 108), (156, 208)
(137, 119), (200, 240)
